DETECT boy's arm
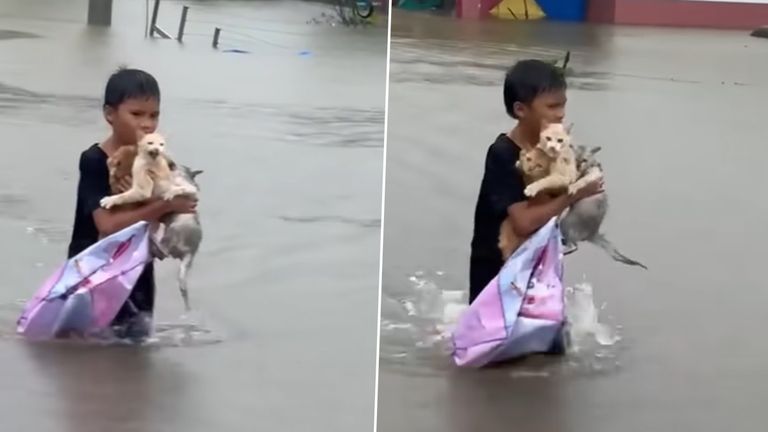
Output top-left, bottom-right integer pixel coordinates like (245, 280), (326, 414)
(93, 200), (170, 237)
(508, 178), (604, 238)
(78, 151), (170, 237)
(507, 194), (573, 238)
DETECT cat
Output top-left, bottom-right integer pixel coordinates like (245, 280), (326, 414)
(559, 144), (648, 270)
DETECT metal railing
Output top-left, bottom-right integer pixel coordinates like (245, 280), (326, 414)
(148, 0), (223, 48)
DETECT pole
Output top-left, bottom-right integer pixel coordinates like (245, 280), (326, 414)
(177, 5), (189, 42)
(87, 0), (113, 26)
(212, 27), (221, 49)
(150, 0), (161, 37)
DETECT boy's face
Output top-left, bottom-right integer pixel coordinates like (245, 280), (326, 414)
(104, 97), (160, 146)
(515, 90), (567, 130)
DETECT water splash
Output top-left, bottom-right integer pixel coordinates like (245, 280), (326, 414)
(0, 300), (223, 348)
(142, 321), (224, 348)
(565, 282), (621, 354)
(379, 271), (466, 363)
(380, 271), (622, 373)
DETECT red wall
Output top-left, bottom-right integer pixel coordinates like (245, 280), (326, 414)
(588, 0), (768, 29)
(587, 0), (616, 23)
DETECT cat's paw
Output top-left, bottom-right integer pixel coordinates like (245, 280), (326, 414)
(181, 186), (198, 196)
(150, 239), (169, 260)
(524, 185), (538, 197)
(100, 196), (118, 209)
(162, 189), (182, 201)
(563, 242), (579, 256)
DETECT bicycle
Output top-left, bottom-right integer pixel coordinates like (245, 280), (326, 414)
(353, 0), (374, 18)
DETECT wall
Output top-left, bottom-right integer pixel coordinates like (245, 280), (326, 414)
(588, 0), (768, 29)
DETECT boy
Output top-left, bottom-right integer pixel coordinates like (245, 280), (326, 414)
(67, 67), (197, 338)
(468, 59), (604, 304)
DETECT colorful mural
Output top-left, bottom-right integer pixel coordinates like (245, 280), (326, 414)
(490, 0), (545, 20)
(487, 0), (587, 21)
(490, 0), (544, 20)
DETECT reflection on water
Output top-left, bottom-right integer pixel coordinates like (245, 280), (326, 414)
(0, 0), (386, 430)
(22, 344), (190, 432)
(379, 9), (768, 432)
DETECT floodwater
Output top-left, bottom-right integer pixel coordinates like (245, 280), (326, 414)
(378, 10), (768, 432)
(0, 0), (386, 431)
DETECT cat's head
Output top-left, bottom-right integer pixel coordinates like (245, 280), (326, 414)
(537, 121), (573, 156)
(573, 144), (602, 172)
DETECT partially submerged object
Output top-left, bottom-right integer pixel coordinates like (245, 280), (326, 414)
(451, 218), (566, 367)
(751, 26), (768, 39)
(17, 221), (152, 340)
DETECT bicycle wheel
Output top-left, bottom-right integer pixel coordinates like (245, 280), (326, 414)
(353, 0), (374, 18)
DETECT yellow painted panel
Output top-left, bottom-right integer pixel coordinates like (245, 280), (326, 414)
(490, 0), (545, 20)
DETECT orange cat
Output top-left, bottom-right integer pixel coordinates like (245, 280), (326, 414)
(106, 145), (137, 193)
(498, 121), (592, 260)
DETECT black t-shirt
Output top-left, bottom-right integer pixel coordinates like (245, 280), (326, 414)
(67, 143), (155, 314)
(468, 133), (527, 300)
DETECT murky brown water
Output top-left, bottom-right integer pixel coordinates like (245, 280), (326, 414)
(0, 1), (386, 431)
(378, 10), (768, 432)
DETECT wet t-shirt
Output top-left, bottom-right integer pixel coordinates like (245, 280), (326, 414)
(469, 133), (527, 302)
(67, 143), (155, 316)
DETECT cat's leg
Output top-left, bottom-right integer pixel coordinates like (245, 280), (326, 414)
(100, 184), (152, 208)
(525, 174), (571, 197)
(149, 221), (169, 259)
(567, 167), (603, 195)
(100, 171), (153, 209)
(162, 184), (197, 201)
(563, 241), (579, 255)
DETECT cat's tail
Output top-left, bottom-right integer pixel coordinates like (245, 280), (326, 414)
(590, 233), (648, 270)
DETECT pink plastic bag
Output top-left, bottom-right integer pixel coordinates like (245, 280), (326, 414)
(17, 221), (152, 340)
(451, 218), (565, 367)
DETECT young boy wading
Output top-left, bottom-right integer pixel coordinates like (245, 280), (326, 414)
(67, 68), (197, 338)
(468, 59), (604, 304)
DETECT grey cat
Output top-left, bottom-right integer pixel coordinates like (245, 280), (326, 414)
(559, 144), (648, 270)
(152, 162), (204, 311)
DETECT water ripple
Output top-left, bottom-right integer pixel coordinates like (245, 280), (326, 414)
(279, 214), (381, 228)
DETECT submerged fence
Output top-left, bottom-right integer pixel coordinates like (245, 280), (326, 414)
(146, 0), (379, 51)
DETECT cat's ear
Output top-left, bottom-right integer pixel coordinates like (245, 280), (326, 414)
(565, 122), (575, 134)
(590, 145), (602, 155)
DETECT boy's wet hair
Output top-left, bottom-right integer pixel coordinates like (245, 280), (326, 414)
(103, 66), (160, 109)
(503, 59), (566, 119)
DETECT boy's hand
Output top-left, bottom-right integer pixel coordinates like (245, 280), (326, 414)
(166, 195), (198, 214)
(570, 178), (605, 203)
